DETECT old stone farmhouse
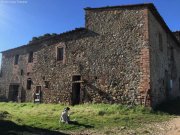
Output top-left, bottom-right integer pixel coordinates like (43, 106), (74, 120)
(0, 3), (180, 108)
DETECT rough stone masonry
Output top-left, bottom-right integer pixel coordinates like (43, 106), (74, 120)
(0, 3), (180, 108)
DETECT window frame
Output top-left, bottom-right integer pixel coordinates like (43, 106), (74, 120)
(28, 52), (34, 63)
(14, 55), (19, 65)
(44, 81), (50, 89)
(20, 69), (24, 76)
(56, 43), (65, 63)
(57, 47), (64, 61)
(27, 78), (32, 90)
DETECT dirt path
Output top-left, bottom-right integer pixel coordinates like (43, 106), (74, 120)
(72, 117), (180, 135)
(166, 117), (180, 135)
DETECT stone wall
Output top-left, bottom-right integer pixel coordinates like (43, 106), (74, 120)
(0, 6), (150, 105)
(26, 7), (149, 105)
(148, 10), (180, 107)
(85, 7), (150, 105)
(1, 4), (180, 108)
(3, 5), (180, 107)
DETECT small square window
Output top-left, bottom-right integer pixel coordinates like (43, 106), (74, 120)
(44, 81), (50, 88)
(57, 47), (64, 61)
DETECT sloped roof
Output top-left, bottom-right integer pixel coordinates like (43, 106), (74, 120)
(1, 28), (88, 53)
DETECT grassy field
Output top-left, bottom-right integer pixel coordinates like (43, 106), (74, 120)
(0, 102), (172, 134)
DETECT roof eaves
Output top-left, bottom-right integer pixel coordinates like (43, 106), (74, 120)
(147, 5), (180, 46)
(84, 3), (153, 10)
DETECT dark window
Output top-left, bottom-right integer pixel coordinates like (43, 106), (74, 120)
(27, 78), (32, 90)
(8, 85), (19, 102)
(71, 75), (81, 105)
(44, 81), (50, 88)
(21, 69), (24, 76)
(57, 47), (64, 61)
(170, 47), (174, 61)
(159, 33), (163, 51)
(28, 52), (33, 63)
(36, 86), (41, 93)
(14, 55), (19, 65)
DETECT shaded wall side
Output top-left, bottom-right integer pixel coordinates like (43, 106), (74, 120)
(0, 54), (10, 100)
(149, 11), (180, 107)
(0, 54), (14, 98)
(171, 40), (180, 99)
(0, 49), (38, 102)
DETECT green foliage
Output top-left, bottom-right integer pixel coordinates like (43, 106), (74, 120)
(29, 33), (58, 44)
(0, 102), (171, 132)
(52, 33), (57, 36)
(32, 37), (38, 41)
(43, 33), (51, 37)
(0, 110), (10, 119)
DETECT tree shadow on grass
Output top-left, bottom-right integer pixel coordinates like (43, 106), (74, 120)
(0, 120), (69, 135)
(155, 97), (180, 115)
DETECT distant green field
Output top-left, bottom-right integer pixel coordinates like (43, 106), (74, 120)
(0, 102), (171, 134)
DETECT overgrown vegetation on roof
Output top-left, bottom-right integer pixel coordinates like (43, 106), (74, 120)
(29, 33), (58, 44)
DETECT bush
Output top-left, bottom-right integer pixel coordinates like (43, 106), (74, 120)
(0, 111), (10, 119)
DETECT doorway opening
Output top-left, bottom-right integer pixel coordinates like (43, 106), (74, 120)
(71, 75), (81, 105)
(21, 88), (26, 102)
(8, 84), (19, 102)
(165, 70), (170, 98)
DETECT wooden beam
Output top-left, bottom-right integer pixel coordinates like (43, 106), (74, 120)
(72, 80), (84, 83)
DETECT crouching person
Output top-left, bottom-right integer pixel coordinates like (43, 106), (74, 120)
(60, 107), (70, 124)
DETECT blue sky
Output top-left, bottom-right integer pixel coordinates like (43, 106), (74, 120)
(0, 0), (180, 65)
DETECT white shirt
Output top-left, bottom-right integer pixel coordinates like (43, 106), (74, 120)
(60, 110), (69, 123)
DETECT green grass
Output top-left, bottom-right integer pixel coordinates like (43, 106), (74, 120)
(0, 102), (171, 133)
